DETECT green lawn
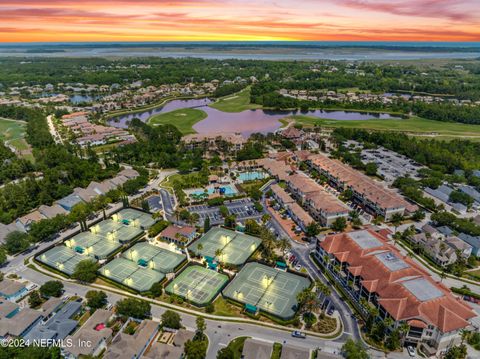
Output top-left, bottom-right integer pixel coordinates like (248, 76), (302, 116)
(209, 87), (261, 113)
(0, 118), (34, 160)
(148, 108), (207, 135)
(288, 115), (480, 140)
(271, 343), (283, 359)
(224, 336), (249, 359)
(0, 118), (26, 143)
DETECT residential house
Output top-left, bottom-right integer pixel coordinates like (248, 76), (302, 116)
(280, 344), (311, 359)
(446, 236), (472, 259)
(24, 301), (81, 342)
(64, 309), (114, 358)
(410, 233), (457, 267)
(16, 210), (45, 232)
(141, 342), (182, 359)
(0, 279), (28, 302)
(458, 233), (480, 257)
(241, 338), (273, 359)
(56, 193), (84, 211)
(104, 319), (159, 359)
(0, 306), (43, 338)
(172, 329), (195, 347)
(38, 204), (68, 219)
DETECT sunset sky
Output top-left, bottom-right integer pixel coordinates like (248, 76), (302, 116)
(1, 0), (479, 42)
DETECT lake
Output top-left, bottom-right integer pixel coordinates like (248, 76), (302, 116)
(107, 98), (402, 136)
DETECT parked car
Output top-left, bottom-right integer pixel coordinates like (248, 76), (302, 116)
(327, 305), (335, 316)
(291, 331), (306, 339)
(407, 346), (416, 357)
(294, 264), (302, 271)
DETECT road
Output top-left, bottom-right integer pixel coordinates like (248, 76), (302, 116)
(46, 114), (63, 145)
(17, 264), (346, 359)
(4, 202), (123, 274)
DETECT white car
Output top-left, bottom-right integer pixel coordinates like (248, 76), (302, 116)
(294, 264), (302, 271)
(407, 346), (416, 357)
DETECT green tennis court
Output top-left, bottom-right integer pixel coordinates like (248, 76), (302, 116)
(37, 246), (97, 275)
(122, 242), (186, 273)
(165, 266), (228, 306)
(100, 257), (165, 292)
(188, 227), (261, 265)
(90, 219), (142, 244)
(65, 231), (122, 259)
(112, 208), (156, 229)
(222, 262), (310, 319)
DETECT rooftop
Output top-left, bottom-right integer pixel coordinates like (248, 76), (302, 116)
(309, 153), (413, 211)
(0, 279), (26, 297)
(349, 230), (383, 249)
(319, 229), (476, 333)
(242, 338), (273, 359)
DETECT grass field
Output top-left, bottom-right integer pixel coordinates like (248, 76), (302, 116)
(0, 118), (34, 160)
(288, 115), (480, 141)
(0, 118), (26, 143)
(209, 87), (261, 113)
(148, 108), (207, 135)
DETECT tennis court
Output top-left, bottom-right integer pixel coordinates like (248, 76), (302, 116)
(100, 257), (165, 292)
(223, 262), (310, 319)
(112, 208), (156, 229)
(188, 227), (261, 265)
(65, 231), (122, 259)
(37, 246), (97, 276)
(90, 219), (142, 244)
(122, 242), (186, 273)
(165, 266), (228, 306)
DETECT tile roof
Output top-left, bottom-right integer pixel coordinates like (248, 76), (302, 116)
(319, 229), (476, 333)
(309, 154), (413, 211)
(270, 184), (295, 204)
(161, 225), (196, 240)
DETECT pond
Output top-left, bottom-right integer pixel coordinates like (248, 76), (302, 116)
(107, 98), (402, 136)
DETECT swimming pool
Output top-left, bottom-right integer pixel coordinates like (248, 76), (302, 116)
(238, 171), (266, 181)
(190, 185), (237, 197)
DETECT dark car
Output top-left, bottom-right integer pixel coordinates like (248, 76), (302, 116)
(291, 331), (306, 338)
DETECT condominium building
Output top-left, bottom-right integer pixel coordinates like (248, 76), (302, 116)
(306, 154), (416, 221)
(315, 229), (476, 356)
(182, 132), (246, 151)
(286, 174), (349, 227)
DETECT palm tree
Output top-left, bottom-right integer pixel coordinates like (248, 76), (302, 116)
(392, 232), (402, 247)
(277, 238), (291, 252)
(440, 269), (447, 283)
(315, 279), (331, 298)
(174, 208), (181, 222)
(390, 213), (404, 234)
(215, 248), (223, 261)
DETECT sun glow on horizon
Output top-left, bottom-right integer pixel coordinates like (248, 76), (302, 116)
(0, 0), (479, 42)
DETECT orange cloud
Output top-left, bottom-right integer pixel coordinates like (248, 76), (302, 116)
(0, 0), (479, 42)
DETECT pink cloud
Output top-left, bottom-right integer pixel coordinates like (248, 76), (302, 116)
(340, 0), (478, 21)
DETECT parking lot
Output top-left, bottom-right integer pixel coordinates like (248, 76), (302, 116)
(146, 195), (163, 212)
(188, 198), (263, 225)
(360, 146), (425, 184)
